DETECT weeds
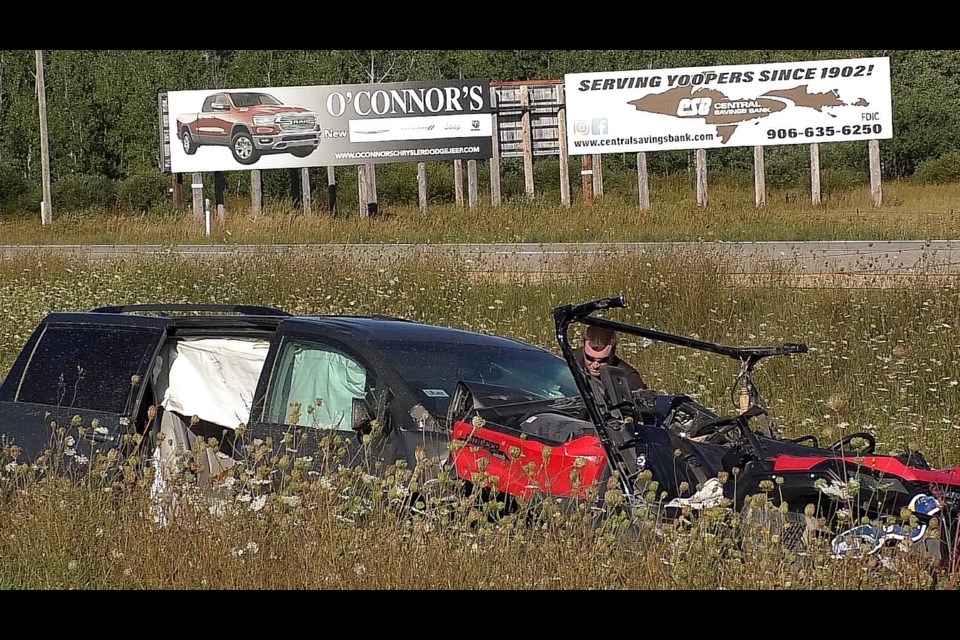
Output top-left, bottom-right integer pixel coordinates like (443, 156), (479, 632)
(0, 231), (958, 588)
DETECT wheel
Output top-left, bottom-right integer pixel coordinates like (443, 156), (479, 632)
(829, 432), (876, 455)
(290, 147), (314, 158)
(180, 129), (197, 155)
(230, 131), (260, 165)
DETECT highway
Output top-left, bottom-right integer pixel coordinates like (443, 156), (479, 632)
(2, 240), (958, 284)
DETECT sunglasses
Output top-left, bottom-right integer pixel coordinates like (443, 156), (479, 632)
(584, 353), (612, 364)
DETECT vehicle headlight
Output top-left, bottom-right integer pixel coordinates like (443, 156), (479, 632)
(253, 115), (277, 126)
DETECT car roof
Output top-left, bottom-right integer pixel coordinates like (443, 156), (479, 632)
(282, 315), (546, 349)
(48, 306), (548, 351)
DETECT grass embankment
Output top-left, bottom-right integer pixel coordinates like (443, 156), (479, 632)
(1, 181), (959, 245)
(0, 250), (957, 589)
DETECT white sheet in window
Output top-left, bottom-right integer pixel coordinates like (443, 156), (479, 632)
(160, 337), (269, 430)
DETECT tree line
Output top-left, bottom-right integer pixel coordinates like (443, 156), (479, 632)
(1, 50), (958, 214)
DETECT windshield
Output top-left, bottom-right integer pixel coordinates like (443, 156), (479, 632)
(231, 93), (282, 107)
(372, 339), (578, 418)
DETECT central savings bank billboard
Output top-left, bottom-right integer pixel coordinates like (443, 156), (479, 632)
(164, 79), (493, 172)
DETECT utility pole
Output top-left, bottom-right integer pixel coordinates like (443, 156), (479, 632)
(35, 50), (53, 226)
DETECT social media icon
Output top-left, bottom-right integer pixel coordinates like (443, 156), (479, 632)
(573, 120), (589, 135)
(591, 118), (608, 135)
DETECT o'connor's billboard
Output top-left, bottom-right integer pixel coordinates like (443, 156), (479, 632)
(564, 57), (892, 154)
(164, 79), (493, 173)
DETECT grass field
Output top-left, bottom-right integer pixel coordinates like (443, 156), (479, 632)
(2, 180), (959, 245)
(1, 181), (959, 590)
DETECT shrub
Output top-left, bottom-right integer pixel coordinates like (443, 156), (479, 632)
(911, 151), (960, 184)
(764, 146), (811, 189)
(373, 163), (419, 205)
(117, 171), (171, 213)
(821, 166), (868, 194)
(0, 164), (30, 213)
(54, 174), (117, 212)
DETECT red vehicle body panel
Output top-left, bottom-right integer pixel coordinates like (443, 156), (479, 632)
(450, 420), (606, 499)
(771, 453), (960, 485)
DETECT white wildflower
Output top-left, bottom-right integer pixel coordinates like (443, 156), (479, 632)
(280, 495), (301, 507)
(249, 495), (267, 512)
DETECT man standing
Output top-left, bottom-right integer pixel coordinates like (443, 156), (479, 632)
(577, 325), (647, 391)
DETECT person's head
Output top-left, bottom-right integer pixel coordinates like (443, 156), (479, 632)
(582, 325), (617, 377)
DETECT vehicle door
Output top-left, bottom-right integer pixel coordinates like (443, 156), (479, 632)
(0, 313), (170, 467)
(246, 330), (392, 473)
(198, 93), (232, 144)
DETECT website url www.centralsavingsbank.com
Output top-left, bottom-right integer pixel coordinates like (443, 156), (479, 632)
(572, 133), (714, 148)
(334, 146), (481, 160)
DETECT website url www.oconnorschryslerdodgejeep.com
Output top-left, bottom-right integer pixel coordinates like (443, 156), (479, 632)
(335, 146), (481, 160)
(572, 133), (714, 148)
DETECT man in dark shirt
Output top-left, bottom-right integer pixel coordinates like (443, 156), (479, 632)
(576, 325), (647, 391)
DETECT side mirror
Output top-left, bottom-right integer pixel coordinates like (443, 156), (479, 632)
(351, 397), (373, 437)
(352, 387), (393, 439)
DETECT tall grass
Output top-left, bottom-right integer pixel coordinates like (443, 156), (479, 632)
(1, 180), (959, 245)
(0, 250), (957, 589)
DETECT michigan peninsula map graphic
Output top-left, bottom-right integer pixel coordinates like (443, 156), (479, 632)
(627, 84), (869, 143)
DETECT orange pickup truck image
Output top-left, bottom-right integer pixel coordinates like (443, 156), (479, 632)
(176, 91), (321, 165)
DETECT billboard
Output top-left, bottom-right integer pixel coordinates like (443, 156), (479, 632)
(164, 79), (493, 173)
(564, 57), (892, 154)
(493, 81), (564, 158)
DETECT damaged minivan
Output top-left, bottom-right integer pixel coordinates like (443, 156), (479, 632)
(0, 304), (579, 497)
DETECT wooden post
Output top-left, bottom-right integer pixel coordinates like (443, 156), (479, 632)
(35, 50), (53, 226)
(467, 159), (478, 208)
(454, 159), (464, 207)
(810, 143), (822, 206)
(753, 146), (766, 208)
(696, 149), (708, 208)
(581, 155), (594, 207)
(172, 173), (183, 206)
(417, 162), (428, 214)
(489, 87), (502, 207)
(214, 171), (225, 225)
(869, 139), (882, 207)
(358, 165), (367, 217)
(367, 163), (378, 216)
(251, 170), (262, 217)
(557, 88), (571, 207)
(592, 154), (604, 198)
(192, 172), (204, 220)
(636, 152), (650, 211)
(289, 168), (302, 210)
(358, 163), (377, 217)
(301, 167), (312, 215)
(327, 166), (338, 217)
(520, 85), (535, 199)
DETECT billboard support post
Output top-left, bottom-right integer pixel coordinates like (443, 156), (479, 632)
(327, 167), (337, 217)
(581, 155), (594, 207)
(454, 160), (464, 207)
(214, 171), (225, 224)
(696, 149), (708, 208)
(869, 139), (882, 207)
(810, 144), (822, 206)
(636, 152), (650, 211)
(192, 173), (203, 220)
(754, 146), (766, 208)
